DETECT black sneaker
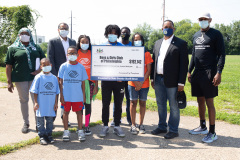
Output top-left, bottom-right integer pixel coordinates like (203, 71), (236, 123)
(164, 132), (179, 139)
(22, 124), (29, 133)
(151, 128), (167, 135)
(47, 136), (54, 144)
(85, 126), (92, 136)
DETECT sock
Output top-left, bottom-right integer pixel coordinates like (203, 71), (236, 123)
(209, 124), (215, 134)
(85, 114), (90, 127)
(200, 120), (206, 129)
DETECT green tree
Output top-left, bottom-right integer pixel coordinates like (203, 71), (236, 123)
(214, 21), (240, 55)
(0, 5), (40, 45)
(40, 42), (48, 56)
(132, 23), (153, 51)
(0, 5), (40, 65)
(147, 29), (163, 53)
(174, 19), (200, 53)
(228, 21), (240, 55)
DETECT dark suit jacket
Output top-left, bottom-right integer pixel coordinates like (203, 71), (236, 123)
(47, 37), (76, 76)
(150, 36), (189, 88)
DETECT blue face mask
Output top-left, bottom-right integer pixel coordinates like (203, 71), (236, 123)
(134, 40), (142, 46)
(68, 55), (77, 61)
(199, 20), (209, 29)
(108, 34), (118, 43)
(163, 28), (174, 37)
(42, 65), (52, 72)
(81, 43), (89, 50)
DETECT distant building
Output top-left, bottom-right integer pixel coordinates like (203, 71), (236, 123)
(32, 35), (45, 44)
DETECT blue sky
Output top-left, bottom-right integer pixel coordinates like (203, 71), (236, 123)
(1, 0), (240, 43)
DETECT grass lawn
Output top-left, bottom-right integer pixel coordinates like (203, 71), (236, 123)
(0, 55), (239, 124)
(147, 55), (240, 124)
(0, 67), (6, 83)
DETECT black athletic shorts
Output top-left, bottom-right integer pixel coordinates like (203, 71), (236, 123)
(191, 68), (218, 98)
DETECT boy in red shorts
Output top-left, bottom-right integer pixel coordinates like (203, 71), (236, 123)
(58, 46), (88, 142)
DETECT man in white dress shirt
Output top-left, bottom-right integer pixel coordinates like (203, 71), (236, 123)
(150, 20), (189, 139)
(47, 22), (76, 124)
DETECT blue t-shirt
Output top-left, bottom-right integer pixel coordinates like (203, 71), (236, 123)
(121, 41), (132, 46)
(58, 62), (88, 102)
(29, 72), (60, 117)
(101, 41), (124, 46)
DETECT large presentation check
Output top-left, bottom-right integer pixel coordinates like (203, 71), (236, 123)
(91, 45), (145, 81)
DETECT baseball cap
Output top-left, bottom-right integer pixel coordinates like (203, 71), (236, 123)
(176, 91), (187, 109)
(198, 13), (211, 20)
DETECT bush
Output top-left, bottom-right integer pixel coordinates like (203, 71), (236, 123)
(0, 45), (7, 67)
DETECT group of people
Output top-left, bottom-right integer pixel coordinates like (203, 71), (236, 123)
(5, 12), (225, 145)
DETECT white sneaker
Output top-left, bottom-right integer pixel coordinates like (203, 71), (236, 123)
(110, 121), (115, 127)
(110, 119), (122, 127)
(130, 125), (138, 135)
(189, 126), (208, 135)
(99, 126), (109, 138)
(78, 129), (86, 142)
(113, 126), (125, 137)
(139, 125), (146, 134)
(62, 130), (70, 141)
(202, 132), (218, 143)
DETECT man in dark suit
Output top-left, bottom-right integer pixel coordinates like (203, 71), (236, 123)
(47, 22), (76, 124)
(47, 22), (76, 76)
(150, 20), (188, 139)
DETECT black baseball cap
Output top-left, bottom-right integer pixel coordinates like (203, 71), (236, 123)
(176, 91), (187, 109)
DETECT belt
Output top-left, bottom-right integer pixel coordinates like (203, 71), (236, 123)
(157, 74), (164, 78)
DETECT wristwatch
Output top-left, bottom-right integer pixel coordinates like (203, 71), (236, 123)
(217, 70), (222, 74)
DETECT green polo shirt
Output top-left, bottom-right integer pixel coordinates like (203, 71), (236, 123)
(5, 45), (46, 82)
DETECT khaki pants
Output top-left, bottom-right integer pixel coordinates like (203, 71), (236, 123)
(15, 81), (35, 125)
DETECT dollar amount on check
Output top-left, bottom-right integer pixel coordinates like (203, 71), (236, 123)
(91, 45), (145, 81)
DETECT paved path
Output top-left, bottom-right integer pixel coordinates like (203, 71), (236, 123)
(0, 87), (239, 160)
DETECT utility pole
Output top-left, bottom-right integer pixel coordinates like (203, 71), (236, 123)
(34, 29), (37, 44)
(70, 10), (72, 39)
(163, 0), (165, 25)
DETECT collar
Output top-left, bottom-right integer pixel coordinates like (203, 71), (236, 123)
(59, 36), (69, 42)
(41, 72), (52, 76)
(163, 34), (174, 42)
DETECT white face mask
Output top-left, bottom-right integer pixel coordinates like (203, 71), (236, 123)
(134, 40), (142, 46)
(68, 55), (77, 61)
(59, 30), (69, 38)
(199, 20), (209, 29)
(20, 35), (30, 42)
(42, 65), (52, 72)
(80, 43), (89, 50)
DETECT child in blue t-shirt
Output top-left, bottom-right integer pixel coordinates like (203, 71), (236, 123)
(29, 58), (60, 145)
(58, 46), (88, 142)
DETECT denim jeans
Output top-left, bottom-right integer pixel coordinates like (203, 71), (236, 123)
(37, 116), (54, 137)
(154, 74), (179, 133)
(128, 85), (149, 101)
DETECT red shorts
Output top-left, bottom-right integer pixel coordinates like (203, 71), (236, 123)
(62, 102), (84, 112)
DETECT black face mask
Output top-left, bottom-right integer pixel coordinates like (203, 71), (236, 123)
(121, 33), (130, 40)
